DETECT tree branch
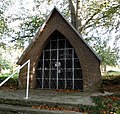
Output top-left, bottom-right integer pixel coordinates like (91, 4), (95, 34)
(79, 4), (120, 32)
(78, 11), (99, 32)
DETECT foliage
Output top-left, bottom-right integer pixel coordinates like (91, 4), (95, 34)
(0, 14), (7, 38)
(0, 72), (18, 78)
(101, 74), (120, 92)
(91, 94), (120, 114)
(67, 0), (120, 33)
(0, 45), (21, 74)
(107, 70), (120, 76)
(93, 37), (120, 68)
(0, 48), (12, 73)
(0, 0), (119, 70)
(0, 0), (9, 38)
(0, 56), (11, 71)
(0, 72), (18, 88)
(0, 0), (14, 73)
(14, 0), (120, 66)
(32, 94), (120, 114)
(102, 75), (120, 85)
(11, 16), (45, 48)
(67, 0), (120, 68)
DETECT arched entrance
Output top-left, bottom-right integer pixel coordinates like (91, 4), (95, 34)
(36, 31), (83, 90)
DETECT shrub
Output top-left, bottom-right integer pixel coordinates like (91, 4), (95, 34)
(0, 73), (18, 87)
(102, 75), (120, 85)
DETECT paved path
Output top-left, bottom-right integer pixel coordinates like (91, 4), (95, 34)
(0, 89), (98, 113)
(0, 89), (95, 106)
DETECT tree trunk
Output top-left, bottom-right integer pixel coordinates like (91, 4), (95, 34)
(76, 0), (82, 32)
(103, 65), (107, 74)
(68, 0), (76, 28)
(68, 0), (83, 33)
(0, 67), (1, 74)
(0, 64), (2, 74)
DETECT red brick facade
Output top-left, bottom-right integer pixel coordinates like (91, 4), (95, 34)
(17, 8), (102, 91)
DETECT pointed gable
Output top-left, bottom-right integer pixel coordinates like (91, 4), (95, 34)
(18, 7), (102, 91)
(17, 7), (101, 64)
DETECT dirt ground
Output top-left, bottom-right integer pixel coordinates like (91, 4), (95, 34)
(0, 84), (120, 94)
(103, 84), (120, 92)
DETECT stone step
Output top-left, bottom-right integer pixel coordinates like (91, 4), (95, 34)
(0, 90), (94, 114)
(0, 97), (83, 109)
(0, 104), (82, 114)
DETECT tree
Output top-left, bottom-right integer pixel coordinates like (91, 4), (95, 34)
(68, 0), (120, 33)
(0, 0), (15, 73)
(0, 3), (8, 38)
(2, 0), (120, 69)
(11, 15), (45, 49)
(93, 37), (119, 72)
(0, 0), (12, 43)
(0, 48), (11, 74)
(67, 0), (120, 69)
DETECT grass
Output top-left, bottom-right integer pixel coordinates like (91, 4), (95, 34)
(76, 94), (120, 114)
(107, 70), (120, 76)
(90, 94), (120, 114)
(0, 73), (18, 87)
(0, 72), (18, 78)
(32, 94), (120, 114)
(0, 72), (120, 113)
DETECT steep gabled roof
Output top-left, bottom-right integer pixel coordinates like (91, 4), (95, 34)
(17, 7), (101, 64)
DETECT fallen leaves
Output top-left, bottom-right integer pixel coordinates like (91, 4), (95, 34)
(103, 96), (120, 101)
(32, 105), (81, 112)
(54, 89), (80, 93)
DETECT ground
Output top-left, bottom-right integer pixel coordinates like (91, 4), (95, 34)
(0, 84), (120, 114)
(104, 85), (120, 92)
(0, 75), (120, 114)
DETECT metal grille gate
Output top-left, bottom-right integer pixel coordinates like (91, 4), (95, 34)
(36, 31), (83, 90)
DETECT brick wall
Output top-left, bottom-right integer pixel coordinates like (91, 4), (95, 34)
(18, 10), (102, 91)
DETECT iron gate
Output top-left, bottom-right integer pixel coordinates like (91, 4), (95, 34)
(36, 31), (83, 90)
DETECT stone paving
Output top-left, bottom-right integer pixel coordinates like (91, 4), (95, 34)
(0, 89), (95, 106)
(0, 89), (98, 113)
(0, 88), (115, 114)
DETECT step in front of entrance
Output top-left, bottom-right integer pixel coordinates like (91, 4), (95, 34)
(0, 97), (83, 114)
(0, 104), (82, 114)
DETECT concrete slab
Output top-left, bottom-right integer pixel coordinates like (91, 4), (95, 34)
(0, 89), (97, 113)
(0, 104), (82, 114)
(0, 89), (95, 106)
